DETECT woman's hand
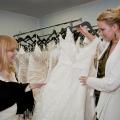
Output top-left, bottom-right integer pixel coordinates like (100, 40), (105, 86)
(76, 25), (95, 41)
(76, 25), (88, 35)
(79, 76), (88, 85)
(30, 82), (46, 89)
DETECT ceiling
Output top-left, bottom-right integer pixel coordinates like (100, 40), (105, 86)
(0, 0), (95, 18)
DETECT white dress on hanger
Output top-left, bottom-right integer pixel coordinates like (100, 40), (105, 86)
(27, 44), (49, 83)
(32, 28), (98, 120)
(17, 47), (29, 83)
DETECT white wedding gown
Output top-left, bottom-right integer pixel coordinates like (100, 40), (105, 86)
(32, 28), (98, 120)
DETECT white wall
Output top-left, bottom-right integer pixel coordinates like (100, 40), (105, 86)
(39, 0), (120, 29)
(0, 0), (119, 36)
(0, 10), (39, 36)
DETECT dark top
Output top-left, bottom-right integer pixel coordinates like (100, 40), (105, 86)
(97, 42), (111, 78)
(0, 80), (34, 115)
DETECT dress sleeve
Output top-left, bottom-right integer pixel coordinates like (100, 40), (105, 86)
(0, 80), (28, 111)
(0, 80), (34, 115)
(87, 63), (120, 92)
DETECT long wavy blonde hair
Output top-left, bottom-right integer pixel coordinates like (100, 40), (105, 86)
(0, 35), (17, 79)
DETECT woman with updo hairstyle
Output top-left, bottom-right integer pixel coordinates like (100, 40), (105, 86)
(79, 6), (120, 120)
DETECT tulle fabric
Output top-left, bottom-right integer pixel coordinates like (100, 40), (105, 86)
(32, 28), (98, 120)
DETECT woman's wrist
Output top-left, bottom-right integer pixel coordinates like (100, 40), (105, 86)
(85, 32), (96, 41)
(76, 26), (95, 41)
(29, 82), (46, 90)
(25, 83), (32, 92)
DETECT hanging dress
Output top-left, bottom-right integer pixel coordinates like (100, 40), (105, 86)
(17, 46), (29, 83)
(27, 44), (49, 83)
(32, 28), (99, 120)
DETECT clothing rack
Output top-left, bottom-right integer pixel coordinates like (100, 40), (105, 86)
(13, 18), (82, 37)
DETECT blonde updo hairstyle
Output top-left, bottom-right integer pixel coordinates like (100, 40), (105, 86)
(97, 6), (120, 27)
(0, 35), (17, 79)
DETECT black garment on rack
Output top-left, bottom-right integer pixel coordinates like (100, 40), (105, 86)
(59, 28), (67, 39)
(95, 42), (112, 106)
